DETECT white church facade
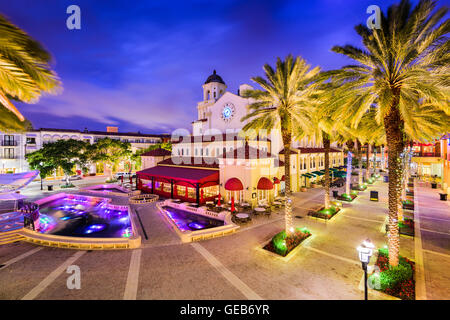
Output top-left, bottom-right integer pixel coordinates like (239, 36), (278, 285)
(137, 71), (344, 206)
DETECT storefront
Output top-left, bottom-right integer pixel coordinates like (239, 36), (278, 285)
(137, 165), (220, 204)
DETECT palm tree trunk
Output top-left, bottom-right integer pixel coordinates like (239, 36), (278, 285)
(384, 100), (404, 267)
(323, 134), (331, 209)
(345, 140), (354, 196)
(365, 144), (371, 180)
(357, 141), (363, 186)
(373, 145), (377, 174)
(282, 130), (294, 237)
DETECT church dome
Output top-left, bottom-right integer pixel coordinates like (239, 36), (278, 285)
(204, 70), (225, 84)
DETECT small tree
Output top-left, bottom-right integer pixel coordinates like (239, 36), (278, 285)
(25, 149), (57, 189)
(91, 138), (132, 180)
(26, 139), (88, 186)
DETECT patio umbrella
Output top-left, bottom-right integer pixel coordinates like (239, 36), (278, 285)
(185, 186), (188, 198)
(200, 189), (204, 203)
(129, 176), (132, 184)
(121, 176), (124, 184)
(217, 193), (221, 206)
(231, 196), (235, 213)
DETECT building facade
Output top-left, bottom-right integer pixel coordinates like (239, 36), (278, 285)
(137, 71), (344, 206)
(0, 127), (169, 174)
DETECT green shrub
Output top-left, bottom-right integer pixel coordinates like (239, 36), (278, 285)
(374, 248), (414, 291)
(379, 264), (412, 291)
(61, 183), (75, 189)
(271, 228), (311, 256)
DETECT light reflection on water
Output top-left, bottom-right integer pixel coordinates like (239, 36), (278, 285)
(37, 195), (132, 238)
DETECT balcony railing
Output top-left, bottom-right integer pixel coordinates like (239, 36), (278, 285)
(0, 155), (18, 159)
(1, 141), (18, 146)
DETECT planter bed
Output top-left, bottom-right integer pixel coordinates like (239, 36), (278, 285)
(307, 206), (341, 220)
(399, 219), (414, 236)
(406, 191), (414, 197)
(336, 191), (358, 202)
(60, 184), (76, 189)
(407, 183), (414, 188)
(351, 184), (367, 191)
(402, 199), (414, 211)
(385, 218), (414, 237)
(368, 248), (415, 300)
(263, 227), (311, 257)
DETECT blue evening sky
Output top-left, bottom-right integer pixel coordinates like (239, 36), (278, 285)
(2, 0), (421, 134)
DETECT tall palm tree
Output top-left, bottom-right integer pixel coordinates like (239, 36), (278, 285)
(324, 0), (449, 266)
(0, 14), (61, 128)
(345, 139), (355, 196)
(241, 55), (320, 236)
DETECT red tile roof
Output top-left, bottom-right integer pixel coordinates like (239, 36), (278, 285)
(279, 149), (298, 155)
(137, 166), (219, 184)
(158, 156), (219, 169)
(222, 144), (273, 159)
(172, 133), (271, 144)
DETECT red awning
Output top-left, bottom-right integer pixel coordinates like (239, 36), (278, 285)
(137, 166), (219, 186)
(257, 177), (273, 190)
(273, 177), (280, 184)
(225, 178), (244, 191)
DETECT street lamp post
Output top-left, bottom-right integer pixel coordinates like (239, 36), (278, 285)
(39, 161), (44, 190)
(357, 239), (375, 300)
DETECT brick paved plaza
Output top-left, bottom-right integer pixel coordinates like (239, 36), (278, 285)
(0, 177), (448, 300)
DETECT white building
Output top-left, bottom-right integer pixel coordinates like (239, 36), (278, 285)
(138, 71), (344, 205)
(0, 127), (168, 174)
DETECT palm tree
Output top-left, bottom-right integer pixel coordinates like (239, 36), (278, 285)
(241, 55), (320, 236)
(324, 0), (449, 266)
(345, 140), (355, 196)
(0, 14), (61, 128)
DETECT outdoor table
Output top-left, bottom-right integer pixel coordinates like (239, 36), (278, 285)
(205, 201), (214, 206)
(235, 213), (250, 222)
(240, 202), (250, 207)
(254, 207), (266, 214)
(171, 199), (181, 203)
(272, 201), (281, 208)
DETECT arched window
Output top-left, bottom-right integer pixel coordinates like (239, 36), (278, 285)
(206, 148), (209, 156)
(195, 149), (198, 156)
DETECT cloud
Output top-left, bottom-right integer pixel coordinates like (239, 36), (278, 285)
(20, 80), (195, 133)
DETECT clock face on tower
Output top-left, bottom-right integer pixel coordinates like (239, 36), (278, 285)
(221, 103), (235, 122)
